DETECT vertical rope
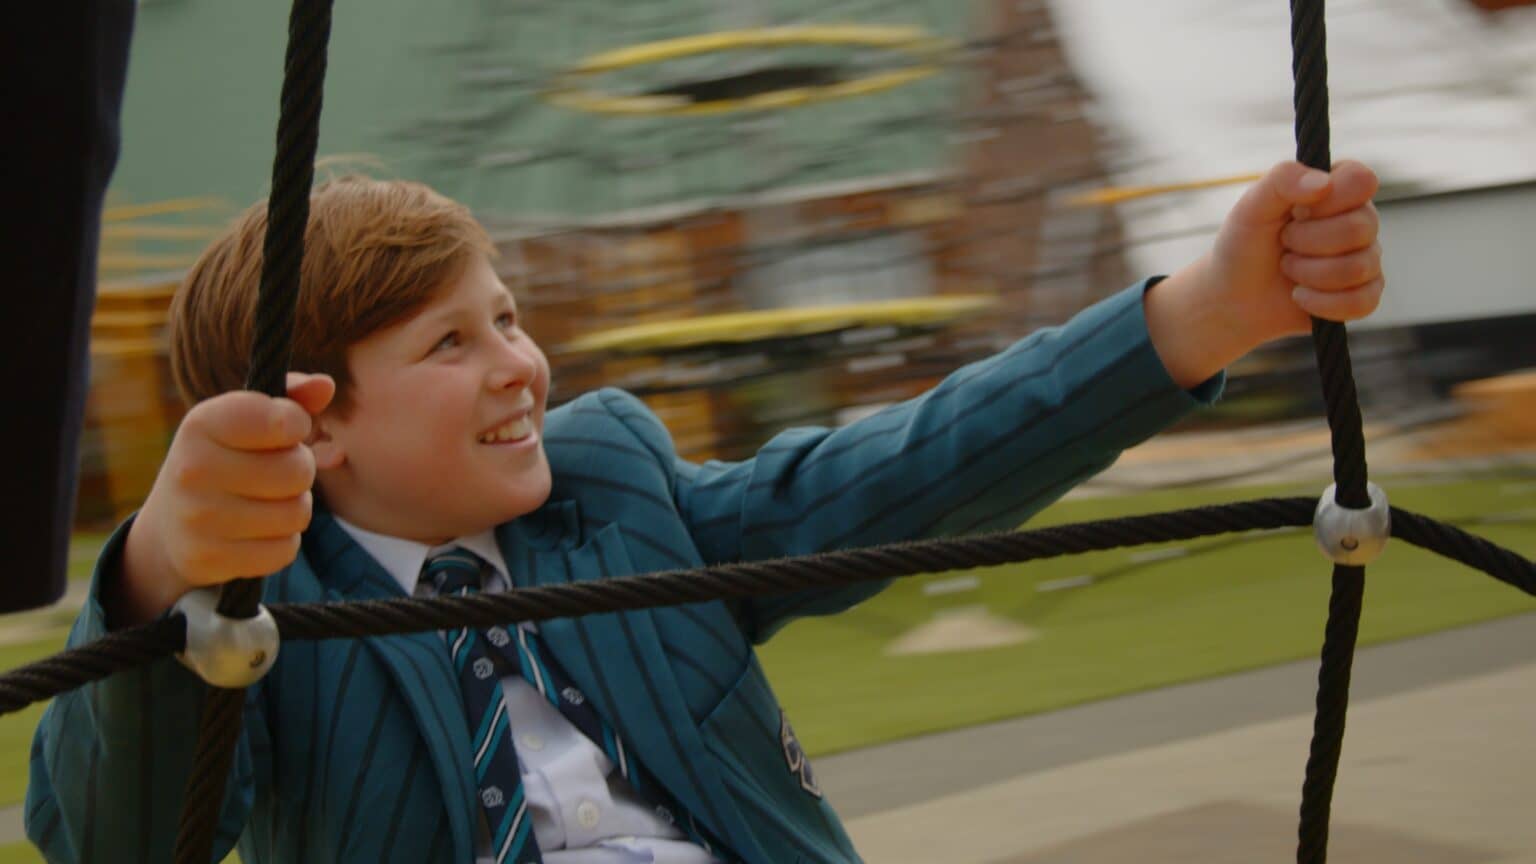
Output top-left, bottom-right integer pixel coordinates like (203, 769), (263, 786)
(173, 0), (333, 860)
(1290, 0), (1369, 509)
(1296, 564), (1365, 863)
(1290, 1), (1372, 861)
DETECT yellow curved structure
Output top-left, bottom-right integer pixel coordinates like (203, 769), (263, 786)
(1068, 172), (1263, 207)
(565, 294), (994, 353)
(544, 25), (953, 117)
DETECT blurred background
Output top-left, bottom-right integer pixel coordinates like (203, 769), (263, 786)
(85, 0), (1536, 509)
(13, 0), (1536, 860)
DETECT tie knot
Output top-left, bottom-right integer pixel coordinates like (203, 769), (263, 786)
(423, 547), (485, 595)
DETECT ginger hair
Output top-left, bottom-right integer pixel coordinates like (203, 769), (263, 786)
(169, 176), (494, 413)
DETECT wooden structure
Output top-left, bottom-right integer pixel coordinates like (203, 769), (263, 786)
(78, 280), (182, 527)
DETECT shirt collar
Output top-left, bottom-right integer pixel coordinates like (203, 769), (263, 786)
(331, 515), (512, 596)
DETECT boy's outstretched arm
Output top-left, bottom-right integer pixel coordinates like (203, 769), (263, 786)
(1146, 160), (1383, 388)
(669, 160), (1384, 641)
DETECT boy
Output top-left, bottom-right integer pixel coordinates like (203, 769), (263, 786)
(28, 161), (1384, 863)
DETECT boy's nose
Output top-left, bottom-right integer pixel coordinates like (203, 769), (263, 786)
(486, 344), (535, 391)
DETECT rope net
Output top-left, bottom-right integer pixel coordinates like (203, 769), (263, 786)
(15, 1), (1535, 862)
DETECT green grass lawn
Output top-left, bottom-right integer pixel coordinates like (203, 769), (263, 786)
(758, 471), (1536, 755)
(0, 473), (1531, 860)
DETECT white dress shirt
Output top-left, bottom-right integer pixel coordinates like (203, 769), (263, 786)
(333, 517), (717, 864)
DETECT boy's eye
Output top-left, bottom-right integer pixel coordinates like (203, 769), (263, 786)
(495, 312), (516, 331)
(431, 331), (461, 353)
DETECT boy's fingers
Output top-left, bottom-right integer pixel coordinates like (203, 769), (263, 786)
(220, 445), (317, 500)
(1281, 203), (1378, 256)
(1298, 159), (1379, 221)
(186, 391), (314, 451)
(285, 372), (337, 417)
(181, 535), (304, 586)
(1230, 161), (1333, 227)
(181, 490), (314, 541)
(1293, 278), (1385, 322)
(1281, 243), (1383, 291)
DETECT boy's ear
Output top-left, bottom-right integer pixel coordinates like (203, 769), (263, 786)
(308, 418), (346, 471)
(286, 372), (344, 469)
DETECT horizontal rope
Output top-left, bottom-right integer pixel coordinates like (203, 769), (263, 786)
(0, 614), (184, 715)
(269, 497), (1318, 640)
(2, 496), (1529, 720)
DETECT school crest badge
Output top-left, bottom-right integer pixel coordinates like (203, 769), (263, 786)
(779, 711), (821, 798)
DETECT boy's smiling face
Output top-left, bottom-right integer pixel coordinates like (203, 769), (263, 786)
(312, 252), (553, 543)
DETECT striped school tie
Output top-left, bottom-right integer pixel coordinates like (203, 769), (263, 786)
(479, 608), (727, 860)
(426, 548), (541, 864)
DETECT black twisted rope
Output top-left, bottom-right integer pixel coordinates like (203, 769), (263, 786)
(1289, 1), (1375, 860)
(1391, 508), (1536, 591)
(262, 505), (1534, 643)
(220, 0), (332, 621)
(268, 497), (1318, 639)
(0, 615), (184, 716)
(1291, 0), (1369, 510)
(174, 1), (334, 861)
(3, 499), (1529, 726)
(1297, 563), (1364, 863)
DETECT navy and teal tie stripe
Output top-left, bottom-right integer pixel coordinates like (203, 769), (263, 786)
(426, 549), (540, 864)
(482, 612), (726, 860)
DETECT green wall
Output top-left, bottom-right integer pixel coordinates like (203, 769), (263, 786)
(112, 0), (966, 227)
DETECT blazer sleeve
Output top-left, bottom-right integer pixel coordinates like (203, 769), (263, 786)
(25, 516), (264, 863)
(614, 280), (1223, 643)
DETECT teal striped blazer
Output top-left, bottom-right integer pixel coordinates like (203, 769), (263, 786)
(26, 283), (1219, 863)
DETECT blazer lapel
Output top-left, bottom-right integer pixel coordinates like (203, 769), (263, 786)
(306, 511), (478, 864)
(499, 507), (762, 861)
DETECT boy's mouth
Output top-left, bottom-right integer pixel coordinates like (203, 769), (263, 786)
(478, 414), (535, 444)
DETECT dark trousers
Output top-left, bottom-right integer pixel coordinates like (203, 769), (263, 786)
(1, 2), (135, 611)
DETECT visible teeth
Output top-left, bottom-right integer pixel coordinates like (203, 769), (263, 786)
(479, 416), (532, 444)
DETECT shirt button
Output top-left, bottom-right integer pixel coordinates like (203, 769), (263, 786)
(520, 733), (544, 752)
(576, 800), (601, 829)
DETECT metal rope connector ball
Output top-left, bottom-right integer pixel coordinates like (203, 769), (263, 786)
(173, 587), (281, 688)
(1313, 482), (1391, 566)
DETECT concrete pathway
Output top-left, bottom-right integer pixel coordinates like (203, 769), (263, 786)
(820, 612), (1536, 863)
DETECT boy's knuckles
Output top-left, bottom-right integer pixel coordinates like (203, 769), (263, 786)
(1343, 245), (1382, 285)
(272, 402), (312, 445)
(168, 457), (210, 493)
(270, 447), (317, 493)
(247, 536), (302, 575)
(1351, 279), (1385, 316)
(178, 545), (231, 584)
(179, 499), (225, 535)
(1347, 211), (1377, 248)
(1286, 246), (1379, 290)
(266, 494), (312, 535)
(232, 447), (312, 499)
(1283, 210), (1375, 256)
(294, 491), (314, 530)
(190, 392), (299, 449)
(1337, 160), (1380, 197)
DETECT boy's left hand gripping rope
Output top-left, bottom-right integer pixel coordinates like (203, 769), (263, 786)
(174, 588), (280, 687)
